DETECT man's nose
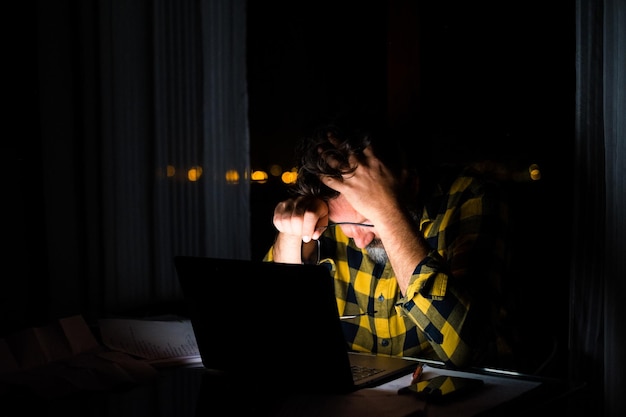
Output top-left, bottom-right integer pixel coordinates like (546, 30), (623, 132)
(349, 228), (375, 249)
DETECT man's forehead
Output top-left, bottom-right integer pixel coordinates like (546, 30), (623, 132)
(327, 195), (360, 219)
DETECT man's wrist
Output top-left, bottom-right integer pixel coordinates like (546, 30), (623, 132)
(272, 233), (304, 264)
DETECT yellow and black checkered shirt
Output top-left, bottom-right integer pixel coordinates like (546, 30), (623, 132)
(265, 167), (508, 368)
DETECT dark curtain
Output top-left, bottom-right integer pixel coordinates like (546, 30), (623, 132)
(1, 0), (248, 333)
(571, 0), (626, 416)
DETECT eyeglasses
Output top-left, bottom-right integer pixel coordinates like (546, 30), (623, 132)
(303, 222), (375, 265)
(315, 221), (374, 230)
(339, 310), (378, 320)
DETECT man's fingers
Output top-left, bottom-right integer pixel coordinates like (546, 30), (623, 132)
(301, 202), (329, 242)
(273, 197), (329, 242)
(362, 145), (375, 158)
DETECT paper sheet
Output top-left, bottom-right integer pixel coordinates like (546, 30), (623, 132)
(98, 318), (201, 364)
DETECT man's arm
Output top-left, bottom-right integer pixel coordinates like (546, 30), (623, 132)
(370, 204), (430, 295)
(398, 175), (508, 368)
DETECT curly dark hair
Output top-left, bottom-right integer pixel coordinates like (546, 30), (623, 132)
(291, 116), (406, 200)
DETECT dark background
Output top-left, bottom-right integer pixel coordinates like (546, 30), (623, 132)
(248, 2), (573, 172)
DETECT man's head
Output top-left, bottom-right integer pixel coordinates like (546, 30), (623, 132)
(291, 115), (409, 264)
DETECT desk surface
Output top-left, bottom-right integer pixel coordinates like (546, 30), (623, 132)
(1, 361), (586, 417)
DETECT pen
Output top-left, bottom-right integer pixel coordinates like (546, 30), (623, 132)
(411, 362), (424, 385)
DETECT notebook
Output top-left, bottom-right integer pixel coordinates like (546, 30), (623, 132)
(173, 255), (417, 394)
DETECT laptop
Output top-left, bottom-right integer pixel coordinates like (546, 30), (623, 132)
(173, 255), (417, 395)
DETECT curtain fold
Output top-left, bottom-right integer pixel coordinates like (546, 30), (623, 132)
(571, 0), (605, 394)
(601, 2), (626, 415)
(37, 0), (249, 322)
(572, 0), (626, 415)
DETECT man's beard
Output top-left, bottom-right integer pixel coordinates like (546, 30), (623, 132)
(365, 239), (388, 264)
(364, 208), (420, 265)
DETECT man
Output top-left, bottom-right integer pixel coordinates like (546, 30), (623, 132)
(264, 117), (509, 369)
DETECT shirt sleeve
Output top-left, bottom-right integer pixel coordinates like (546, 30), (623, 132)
(396, 174), (507, 368)
(396, 252), (474, 367)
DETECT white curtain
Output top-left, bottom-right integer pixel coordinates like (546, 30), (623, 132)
(35, 0), (249, 322)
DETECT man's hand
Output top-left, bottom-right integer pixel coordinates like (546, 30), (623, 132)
(271, 196), (329, 264)
(273, 196), (329, 243)
(320, 146), (400, 225)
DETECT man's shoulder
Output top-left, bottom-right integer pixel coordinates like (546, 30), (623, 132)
(430, 163), (505, 203)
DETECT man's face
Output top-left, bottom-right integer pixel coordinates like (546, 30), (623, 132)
(327, 195), (388, 264)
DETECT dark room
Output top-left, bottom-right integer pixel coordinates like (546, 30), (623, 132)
(2, 1), (624, 416)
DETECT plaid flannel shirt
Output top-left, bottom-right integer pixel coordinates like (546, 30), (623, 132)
(265, 167), (508, 368)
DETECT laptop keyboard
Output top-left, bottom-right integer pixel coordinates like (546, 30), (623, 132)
(351, 364), (384, 381)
